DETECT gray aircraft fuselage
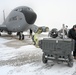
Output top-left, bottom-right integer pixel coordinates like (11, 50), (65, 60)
(2, 6), (37, 32)
(0, 6), (49, 40)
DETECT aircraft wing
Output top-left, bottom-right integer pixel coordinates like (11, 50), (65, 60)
(0, 25), (8, 32)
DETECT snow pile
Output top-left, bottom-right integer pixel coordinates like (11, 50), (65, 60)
(0, 37), (76, 75)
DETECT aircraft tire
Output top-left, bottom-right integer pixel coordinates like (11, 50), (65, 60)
(17, 32), (20, 36)
(0, 33), (1, 36)
(19, 34), (21, 40)
(22, 34), (24, 40)
(8, 32), (12, 35)
(19, 34), (24, 40)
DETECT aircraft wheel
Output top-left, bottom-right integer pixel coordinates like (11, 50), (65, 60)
(0, 33), (1, 36)
(8, 32), (11, 35)
(19, 34), (24, 40)
(19, 34), (21, 40)
(17, 32), (20, 36)
(22, 34), (24, 40)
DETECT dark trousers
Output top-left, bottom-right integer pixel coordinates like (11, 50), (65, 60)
(73, 41), (76, 56)
(30, 29), (32, 36)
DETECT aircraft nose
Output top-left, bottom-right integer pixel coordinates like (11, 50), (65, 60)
(21, 10), (37, 24)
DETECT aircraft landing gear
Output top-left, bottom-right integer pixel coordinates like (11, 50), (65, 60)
(17, 32), (24, 40)
(8, 32), (12, 35)
(0, 33), (1, 36)
(19, 34), (24, 40)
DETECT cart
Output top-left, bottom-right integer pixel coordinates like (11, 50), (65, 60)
(39, 38), (74, 67)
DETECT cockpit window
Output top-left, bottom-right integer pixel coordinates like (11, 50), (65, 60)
(14, 7), (37, 24)
(9, 16), (18, 22)
(15, 8), (22, 12)
(27, 7), (33, 11)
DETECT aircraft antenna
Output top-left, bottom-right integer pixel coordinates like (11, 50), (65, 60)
(3, 10), (5, 21)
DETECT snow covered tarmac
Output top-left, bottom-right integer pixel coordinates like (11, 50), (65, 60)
(0, 33), (76, 75)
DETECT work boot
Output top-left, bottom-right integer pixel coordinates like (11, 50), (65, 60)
(74, 56), (76, 59)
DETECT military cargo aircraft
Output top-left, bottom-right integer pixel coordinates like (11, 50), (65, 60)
(0, 6), (49, 40)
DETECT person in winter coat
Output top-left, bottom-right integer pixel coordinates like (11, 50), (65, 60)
(68, 25), (76, 59)
(32, 27), (42, 47)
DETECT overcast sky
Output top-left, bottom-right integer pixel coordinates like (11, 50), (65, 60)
(0, 0), (76, 29)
